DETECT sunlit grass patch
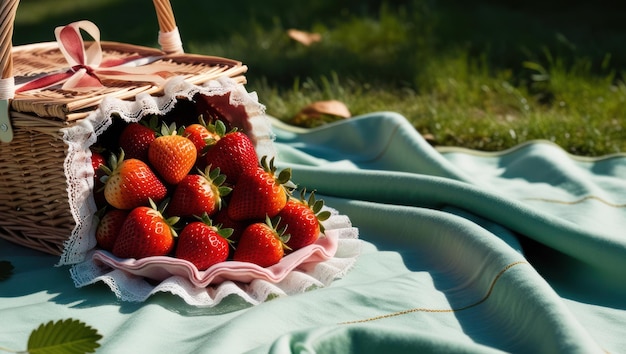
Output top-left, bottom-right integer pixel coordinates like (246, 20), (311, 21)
(12, 0), (626, 156)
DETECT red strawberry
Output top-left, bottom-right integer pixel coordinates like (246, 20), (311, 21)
(148, 122), (197, 185)
(118, 116), (158, 161)
(95, 208), (129, 252)
(233, 216), (289, 267)
(175, 213), (233, 270)
(91, 149), (106, 171)
(90, 149), (108, 209)
(279, 189), (331, 251)
(203, 121), (258, 184)
(183, 115), (221, 163)
(227, 156), (292, 221)
(100, 151), (168, 210)
(167, 166), (232, 218)
(112, 200), (179, 259)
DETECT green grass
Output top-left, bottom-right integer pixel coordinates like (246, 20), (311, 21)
(12, 0), (626, 156)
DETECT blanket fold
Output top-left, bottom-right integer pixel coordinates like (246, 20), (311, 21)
(272, 112), (626, 273)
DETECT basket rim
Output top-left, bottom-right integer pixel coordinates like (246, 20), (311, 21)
(9, 41), (248, 121)
(12, 40), (244, 72)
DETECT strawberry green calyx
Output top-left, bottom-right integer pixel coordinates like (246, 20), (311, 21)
(195, 212), (234, 241)
(202, 165), (232, 197)
(200, 119), (232, 152)
(93, 205), (108, 223)
(196, 164), (232, 212)
(205, 117), (228, 138)
(159, 121), (185, 137)
(98, 149), (125, 184)
(197, 114), (209, 128)
(151, 198), (181, 238)
(213, 119), (232, 137)
(194, 115), (223, 147)
(261, 155), (297, 198)
(295, 188), (331, 233)
(267, 214), (291, 249)
(260, 155), (293, 187)
(196, 116), (228, 137)
(140, 114), (161, 132)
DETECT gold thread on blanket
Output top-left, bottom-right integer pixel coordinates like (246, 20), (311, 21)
(523, 195), (626, 208)
(338, 261), (528, 325)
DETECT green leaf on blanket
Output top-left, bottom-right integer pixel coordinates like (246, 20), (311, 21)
(0, 260), (13, 281)
(27, 319), (102, 354)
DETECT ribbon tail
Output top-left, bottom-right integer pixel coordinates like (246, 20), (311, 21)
(95, 64), (175, 85)
(15, 72), (73, 93)
(101, 55), (163, 68)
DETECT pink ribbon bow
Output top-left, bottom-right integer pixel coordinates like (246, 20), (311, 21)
(16, 20), (169, 92)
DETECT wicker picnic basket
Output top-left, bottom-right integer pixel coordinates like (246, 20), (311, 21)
(0, 0), (252, 257)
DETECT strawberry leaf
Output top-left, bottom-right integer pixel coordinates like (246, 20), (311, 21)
(27, 319), (102, 354)
(277, 168), (292, 185)
(0, 260), (14, 281)
(218, 227), (235, 239)
(269, 215), (291, 245)
(197, 114), (208, 127)
(215, 119), (227, 136)
(141, 115), (161, 131)
(317, 210), (332, 222)
(218, 186), (233, 196)
(312, 199), (324, 214)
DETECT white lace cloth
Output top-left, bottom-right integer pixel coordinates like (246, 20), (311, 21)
(60, 76), (360, 306)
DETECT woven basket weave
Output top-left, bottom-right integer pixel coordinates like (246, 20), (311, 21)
(0, 0), (249, 255)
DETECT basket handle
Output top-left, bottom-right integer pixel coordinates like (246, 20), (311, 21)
(0, 0), (18, 92)
(152, 0), (184, 55)
(0, 0), (17, 142)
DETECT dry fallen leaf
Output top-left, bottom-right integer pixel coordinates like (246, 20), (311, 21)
(291, 100), (351, 128)
(287, 29), (322, 46)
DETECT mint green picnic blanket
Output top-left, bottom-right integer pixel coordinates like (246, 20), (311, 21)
(1, 111), (625, 353)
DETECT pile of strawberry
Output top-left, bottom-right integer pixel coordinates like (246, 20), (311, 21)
(90, 105), (330, 271)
